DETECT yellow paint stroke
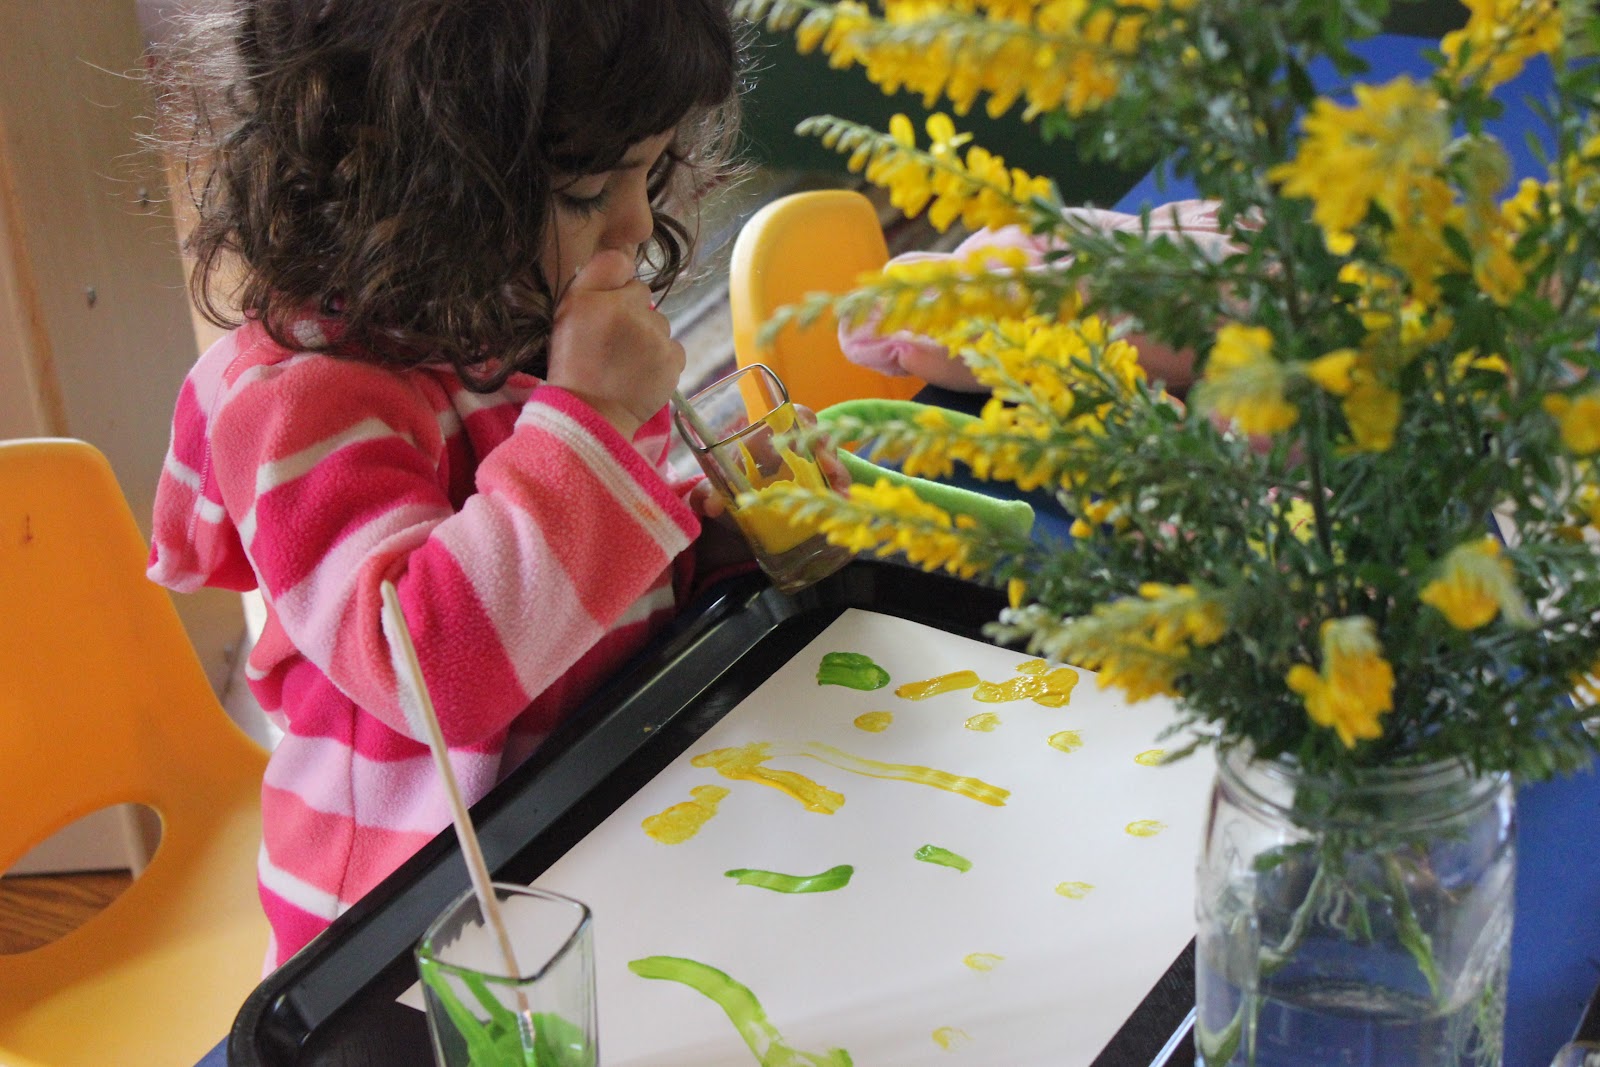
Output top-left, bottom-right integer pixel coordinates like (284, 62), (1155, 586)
(690, 744), (845, 814)
(1125, 819), (1167, 837)
(1134, 748), (1166, 766)
(642, 785), (731, 844)
(895, 669), (980, 701)
(1054, 881), (1095, 900)
(963, 953), (1004, 972)
(1014, 658), (1049, 674)
(693, 741), (1009, 808)
(933, 1027), (972, 1051)
(797, 741), (1010, 806)
(973, 666), (1080, 707)
(853, 711), (894, 733)
(1047, 730), (1083, 753)
(964, 712), (1001, 732)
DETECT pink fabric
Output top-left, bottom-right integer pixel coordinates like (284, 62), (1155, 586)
(840, 200), (1234, 376)
(150, 321), (700, 969)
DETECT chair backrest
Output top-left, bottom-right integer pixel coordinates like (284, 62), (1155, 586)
(0, 438), (268, 1067)
(729, 188), (925, 411)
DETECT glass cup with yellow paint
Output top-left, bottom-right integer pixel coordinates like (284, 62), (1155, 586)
(671, 363), (852, 593)
(415, 883), (598, 1067)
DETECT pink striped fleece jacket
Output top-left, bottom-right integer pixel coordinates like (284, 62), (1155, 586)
(149, 321), (702, 970)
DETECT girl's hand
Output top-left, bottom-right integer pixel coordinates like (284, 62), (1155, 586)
(546, 249), (684, 438)
(796, 403), (853, 494)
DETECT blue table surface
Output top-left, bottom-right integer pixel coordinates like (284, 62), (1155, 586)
(200, 33), (1596, 1067)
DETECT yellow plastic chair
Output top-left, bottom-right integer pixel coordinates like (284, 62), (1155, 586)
(730, 188), (926, 411)
(0, 438), (269, 1067)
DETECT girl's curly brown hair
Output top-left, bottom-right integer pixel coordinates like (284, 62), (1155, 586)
(164, 0), (741, 391)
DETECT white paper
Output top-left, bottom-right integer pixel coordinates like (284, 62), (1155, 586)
(407, 608), (1215, 1065)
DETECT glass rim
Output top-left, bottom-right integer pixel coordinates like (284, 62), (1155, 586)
(415, 882), (592, 985)
(671, 362), (789, 454)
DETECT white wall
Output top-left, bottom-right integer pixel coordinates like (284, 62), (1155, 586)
(1, 0), (245, 874)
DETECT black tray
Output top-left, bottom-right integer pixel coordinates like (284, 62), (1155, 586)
(229, 559), (1197, 1066)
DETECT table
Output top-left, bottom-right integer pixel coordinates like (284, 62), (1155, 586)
(211, 559), (1599, 1067)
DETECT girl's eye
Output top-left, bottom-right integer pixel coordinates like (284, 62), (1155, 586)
(558, 183), (610, 217)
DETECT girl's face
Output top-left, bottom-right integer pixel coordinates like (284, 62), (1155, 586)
(540, 130), (677, 294)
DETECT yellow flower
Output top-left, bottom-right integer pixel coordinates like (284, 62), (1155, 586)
(1305, 349), (1359, 395)
(854, 113), (1055, 233)
(1195, 324), (1298, 435)
(1340, 374), (1402, 453)
(1441, 0), (1564, 89)
(817, 479), (989, 579)
(1269, 77), (1450, 253)
(1543, 391), (1600, 455)
(1420, 537), (1535, 630)
(1051, 584), (1228, 703)
(1285, 617), (1395, 748)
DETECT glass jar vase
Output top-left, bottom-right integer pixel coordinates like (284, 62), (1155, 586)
(1195, 746), (1516, 1067)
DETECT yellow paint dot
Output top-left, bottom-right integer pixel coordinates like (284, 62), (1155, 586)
(1014, 658), (1049, 675)
(1054, 881), (1095, 900)
(853, 711), (894, 733)
(963, 952), (1004, 972)
(1134, 749), (1166, 766)
(932, 1027), (971, 1051)
(964, 712), (1001, 733)
(1125, 819), (1167, 837)
(641, 785), (730, 844)
(1047, 730), (1083, 753)
(895, 670), (981, 700)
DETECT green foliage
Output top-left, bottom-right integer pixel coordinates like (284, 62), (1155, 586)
(746, 0), (1600, 782)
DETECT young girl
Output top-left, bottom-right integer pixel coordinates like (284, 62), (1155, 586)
(149, 0), (742, 970)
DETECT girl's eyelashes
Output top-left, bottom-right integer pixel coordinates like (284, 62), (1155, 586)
(556, 178), (611, 217)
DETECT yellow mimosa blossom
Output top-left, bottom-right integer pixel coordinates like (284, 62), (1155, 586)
(1576, 482), (1600, 528)
(795, 0), (1172, 121)
(1340, 374), (1402, 453)
(1441, 0), (1563, 89)
(1196, 324), (1298, 435)
(1306, 349), (1360, 395)
(1050, 584), (1226, 703)
(1543, 391), (1600, 454)
(1269, 77), (1450, 253)
(807, 479), (989, 579)
(849, 113), (1055, 233)
(1285, 617), (1395, 748)
(1420, 537), (1535, 630)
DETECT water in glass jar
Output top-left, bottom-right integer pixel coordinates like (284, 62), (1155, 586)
(1195, 936), (1507, 1067)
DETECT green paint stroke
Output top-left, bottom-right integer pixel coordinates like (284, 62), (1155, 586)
(629, 956), (853, 1067)
(416, 961), (594, 1067)
(816, 651), (890, 690)
(914, 844), (973, 873)
(725, 864), (855, 894)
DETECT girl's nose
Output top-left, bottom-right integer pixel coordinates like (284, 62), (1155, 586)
(604, 179), (656, 254)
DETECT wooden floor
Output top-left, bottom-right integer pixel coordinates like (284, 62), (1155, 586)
(0, 871), (132, 955)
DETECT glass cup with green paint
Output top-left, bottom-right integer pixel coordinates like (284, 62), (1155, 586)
(671, 363), (853, 594)
(415, 883), (598, 1067)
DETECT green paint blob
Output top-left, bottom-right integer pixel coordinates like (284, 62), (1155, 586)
(724, 864), (855, 894)
(416, 961), (594, 1067)
(629, 956), (854, 1067)
(816, 651), (890, 690)
(913, 844), (973, 873)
